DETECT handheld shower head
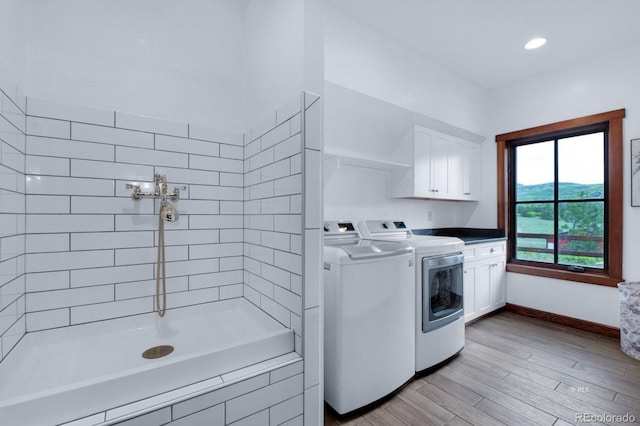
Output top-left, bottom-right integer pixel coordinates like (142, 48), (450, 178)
(161, 201), (179, 222)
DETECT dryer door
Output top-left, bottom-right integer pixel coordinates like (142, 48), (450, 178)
(422, 253), (464, 332)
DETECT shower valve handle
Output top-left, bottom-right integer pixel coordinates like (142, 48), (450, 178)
(169, 186), (186, 201)
(125, 183), (142, 200)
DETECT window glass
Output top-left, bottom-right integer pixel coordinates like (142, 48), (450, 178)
(512, 132), (605, 270)
(516, 141), (554, 201)
(558, 133), (604, 200)
(557, 201), (604, 268)
(515, 203), (555, 264)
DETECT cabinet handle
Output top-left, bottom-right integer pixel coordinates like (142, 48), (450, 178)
(490, 248), (495, 253)
(433, 189), (439, 193)
(464, 192), (471, 196)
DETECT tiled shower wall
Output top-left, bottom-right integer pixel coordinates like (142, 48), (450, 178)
(243, 95), (306, 352)
(1, 90), (323, 424)
(23, 98), (245, 330)
(241, 91), (324, 426)
(0, 83), (26, 362)
(301, 94), (323, 426)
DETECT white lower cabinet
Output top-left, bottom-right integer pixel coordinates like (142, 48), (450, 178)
(463, 241), (506, 323)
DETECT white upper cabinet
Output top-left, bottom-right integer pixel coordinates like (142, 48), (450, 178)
(463, 141), (480, 200)
(413, 128), (432, 197)
(448, 138), (465, 197)
(391, 125), (480, 201)
(430, 133), (449, 196)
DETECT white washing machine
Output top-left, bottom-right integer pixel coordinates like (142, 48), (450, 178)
(323, 221), (415, 415)
(358, 220), (466, 372)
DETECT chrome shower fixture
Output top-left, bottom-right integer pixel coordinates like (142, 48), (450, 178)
(127, 173), (183, 318)
(125, 174), (184, 201)
(161, 200), (179, 223)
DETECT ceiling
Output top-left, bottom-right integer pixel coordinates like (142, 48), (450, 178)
(327, 0), (640, 90)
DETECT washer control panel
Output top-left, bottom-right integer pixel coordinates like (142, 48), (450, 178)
(323, 221), (360, 239)
(357, 220), (413, 240)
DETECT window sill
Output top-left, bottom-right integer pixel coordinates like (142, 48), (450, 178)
(506, 263), (623, 287)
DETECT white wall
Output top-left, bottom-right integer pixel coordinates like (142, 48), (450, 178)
(22, 0), (321, 133)
(24, 0), (246, 132)
(243, 0), (304, 128)
(324, 167), (464, 229)
(323, 5), (489, 227)
(324, 3), (488, 137)
(0, 0), (26, 91)
(303, 0), (324, 96)
(488, 42), (640, 327)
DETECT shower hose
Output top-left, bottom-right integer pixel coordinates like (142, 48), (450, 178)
(156, 201), (167, 317)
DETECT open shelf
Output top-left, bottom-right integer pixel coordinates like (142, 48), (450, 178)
(324, 149), (410, 173)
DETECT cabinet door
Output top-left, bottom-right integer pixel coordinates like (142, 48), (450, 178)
(430, 135), (448, 196)
(413, 128), (432, 197)
(490, 257), (507, 308)
(448, 139), (465, 198)
(474, 262), (492, 315)
(463, 263), (477, 322)
(463, 143), (480, 200)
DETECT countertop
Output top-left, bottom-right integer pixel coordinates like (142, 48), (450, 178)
(412, 227), (507, 245)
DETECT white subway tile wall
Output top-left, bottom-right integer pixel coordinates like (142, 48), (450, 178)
(302, 93), (324, 426)
(23, 97), (246, 331)
(0, 83), (26, 363)
(64, 356), (304, 426)
(243, 97), (304, 354)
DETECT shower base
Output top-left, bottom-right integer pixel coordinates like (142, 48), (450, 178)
(0, 298), (294, 425)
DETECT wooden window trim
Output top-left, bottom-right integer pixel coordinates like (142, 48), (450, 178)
(496, 109), (625, 287)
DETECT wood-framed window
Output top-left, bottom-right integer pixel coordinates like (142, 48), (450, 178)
(496, 109), (625, 287)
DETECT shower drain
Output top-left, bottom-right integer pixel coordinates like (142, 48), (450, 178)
(142, 345), (174, 359)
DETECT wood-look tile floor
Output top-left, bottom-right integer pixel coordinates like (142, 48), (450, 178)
(325, 311), (640, 425)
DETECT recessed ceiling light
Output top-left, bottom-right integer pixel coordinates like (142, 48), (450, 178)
(524, 37), (547, 50)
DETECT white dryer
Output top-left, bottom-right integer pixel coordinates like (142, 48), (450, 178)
(358, 220), (465, 372)
(323, 221), (415, 415)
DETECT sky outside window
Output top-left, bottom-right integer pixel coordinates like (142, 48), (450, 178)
(516, 133), (604, 187)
